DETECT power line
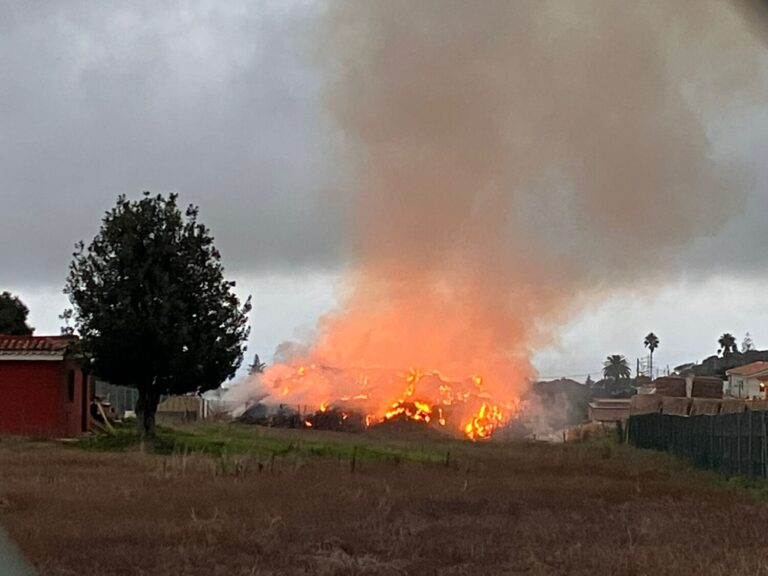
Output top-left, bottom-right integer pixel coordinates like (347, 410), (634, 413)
(536, 371), (603, 380)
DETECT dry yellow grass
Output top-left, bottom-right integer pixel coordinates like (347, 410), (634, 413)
(1, 427), (768, 575)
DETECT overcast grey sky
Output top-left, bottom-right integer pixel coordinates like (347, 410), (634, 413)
(2, 1), (767, 380)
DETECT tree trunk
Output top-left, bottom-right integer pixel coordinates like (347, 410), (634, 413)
(135, 387), (159, 437)
(649, 351), (654, 381)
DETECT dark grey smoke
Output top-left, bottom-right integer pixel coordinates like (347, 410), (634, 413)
(0, 0), (766, 299)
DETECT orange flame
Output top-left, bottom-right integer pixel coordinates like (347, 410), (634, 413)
(259, 363), (514, 439)
(384, 399), (433, 423)
(464, 403), (504, 441)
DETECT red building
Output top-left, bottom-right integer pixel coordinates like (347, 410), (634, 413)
(0, 334), (91, 437)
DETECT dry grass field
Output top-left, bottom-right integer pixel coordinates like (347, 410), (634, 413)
(1, 424), (768, 576)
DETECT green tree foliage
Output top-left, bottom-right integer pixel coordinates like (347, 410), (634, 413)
(603, 354), (631, 381)
(718, 333), (738, 356)
(0, 291), (33, 335)
(59, 308), (75, 336)
(644, 332), (659, 380)
(65, 192), (251, 435)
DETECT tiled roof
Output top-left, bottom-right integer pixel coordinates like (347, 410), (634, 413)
(0, 335), (76, 357)
(726, 361), (768, 377)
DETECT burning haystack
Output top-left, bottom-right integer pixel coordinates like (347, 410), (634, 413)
(234, 366), (510, 440)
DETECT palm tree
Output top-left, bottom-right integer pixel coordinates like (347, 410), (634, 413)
(644, 333), (659, 380)
(718, 333), (738, 356)
(603, 355), (632, 382)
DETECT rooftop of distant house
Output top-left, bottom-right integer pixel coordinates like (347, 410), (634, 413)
(726, 361), (768, 378)
(0, 334), (77, 359)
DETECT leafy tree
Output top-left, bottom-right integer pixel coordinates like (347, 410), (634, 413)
(585, 374), (594, 387)
(65, 192), (251, 436)
(644, 332), (659, 380)
(718, 333), (738, 356)
(0, 291), (33, 335)
(742, 332), (755, 353)
(603, 355), (631, 381)
(59, 308), (75, 336)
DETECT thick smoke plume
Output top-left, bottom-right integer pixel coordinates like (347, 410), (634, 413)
(237, 1), (764, 436)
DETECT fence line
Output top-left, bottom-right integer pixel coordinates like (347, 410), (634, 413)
(628, 410), (768, 478)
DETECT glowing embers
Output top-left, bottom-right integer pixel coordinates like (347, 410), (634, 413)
(260, 363), (513, 440)
(383, 399), (434, 423)
(464, 402), (504, 440)
(382, 369), (435, 424)
(379, 370), (504, 440)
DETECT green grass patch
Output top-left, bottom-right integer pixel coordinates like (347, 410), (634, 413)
(73, 422), (450, 465)
(717, 473), (768, 502)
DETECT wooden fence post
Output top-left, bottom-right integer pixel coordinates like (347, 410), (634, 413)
(748, 409), (753, 478)
(717, 414), (722, 474)
(737, 412), (742, 476)
(760, 411), (768, 478)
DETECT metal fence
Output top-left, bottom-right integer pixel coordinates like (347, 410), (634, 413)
(628, 410), (768, 478)
(94, 379), (139, 416)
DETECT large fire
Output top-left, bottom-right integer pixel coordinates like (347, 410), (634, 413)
(248, 275), (538, 441)
(257, 363), (515, 440)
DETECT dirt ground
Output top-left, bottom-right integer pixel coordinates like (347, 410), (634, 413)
(1, 428), (768, 576)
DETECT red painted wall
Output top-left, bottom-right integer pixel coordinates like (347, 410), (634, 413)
(0, 360), (90, 437)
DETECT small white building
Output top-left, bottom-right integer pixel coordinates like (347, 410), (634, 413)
(725, 362), (768, 399)
(588, 398), (631, 423)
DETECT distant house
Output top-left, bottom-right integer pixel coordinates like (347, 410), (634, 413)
(0, 335), (91, 437)
(725, 362), (768, 399)
(588, 398), (631, 423)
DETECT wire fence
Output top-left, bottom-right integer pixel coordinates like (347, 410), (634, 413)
(628, 410), (768, 478)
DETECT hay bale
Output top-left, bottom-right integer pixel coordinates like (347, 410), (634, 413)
(239, 403), (270, 424)
(306, 408), (365, 432)
(661, 396), (692, 416)
(691, 377), (724, 399)
(630, 394), (662, 415)
(690, 398), (722, 416)
(719, 399), (747, 414)
(653, 376), (687, 397)
(747, 400), (768, 412)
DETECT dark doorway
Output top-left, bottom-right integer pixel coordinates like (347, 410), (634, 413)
(80, 370), (89, 432)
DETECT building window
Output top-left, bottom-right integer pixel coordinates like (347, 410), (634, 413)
(67, 370), (76, 403)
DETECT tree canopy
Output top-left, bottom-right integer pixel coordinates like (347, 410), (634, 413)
(603, 355), (631, 381)
(65, 192), (251, 435)
(0, 291), (33, 335)
(718, 333), (738, 356)
(644, 332), (659, 353)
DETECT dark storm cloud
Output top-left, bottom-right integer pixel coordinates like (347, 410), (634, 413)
(0, 0), (767, 294)
(0, 1), (347, 288)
